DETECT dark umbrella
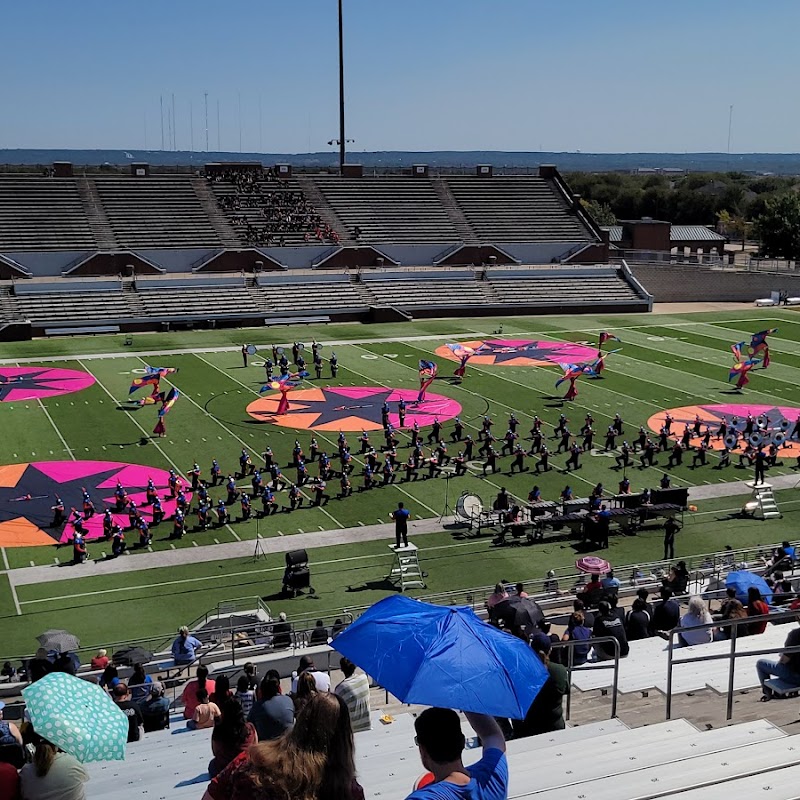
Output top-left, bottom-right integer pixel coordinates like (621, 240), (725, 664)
(494, 596), (545, 633)
(36, 629), (80, 654)
(112, 646), (154, 667)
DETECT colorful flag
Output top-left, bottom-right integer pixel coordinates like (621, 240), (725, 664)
(728, 358), (760, 383)
(417, 360), (438, 402)
(158, 387), (180, 417)
(599, 331), (621, 346)
(128, 375), (160, 395)
(145, 366), (179, 377)
(731, 342), (745, 361)
(750, 329), (777, 348)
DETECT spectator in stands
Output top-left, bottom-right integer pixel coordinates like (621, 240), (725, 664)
(592, 600), (630, 660)
(578, 574), (604, 607)
(625, 598), (652, 641)
(715, 587), (738, 621)
(678, 596), (713, 646)
(90, 649), (109, 670)
(513, 635), (568, 738)
(651, 587), (681, 635)
(637, 587), (654, 619)
(486, 583), (509, 614)
(271, 612), (292, 649)
(664, 561), (690, 595)
(335, 657), (371, 733)
(172, 625), (202, 666)
(331, 618), (346, 638)
(309, 619), (329, 645)
(292, 672), (318, 716)
(53, 652), (77, 676)
(113, 683), (144, 743)
(515, 582), (529, 598)
(19, 733), (88, 800)
(242, 662), (258, 689)
(209, 697), (258, 779)
(773, 580), (797, 606)
(140, 682), (170, 733)
(205, 693), (362, 800)
(182, 664), (215, 720)
(290, 655), (331, 693)
(408, 707), (507, 800)
(573, 598), (594, 628)
(248, 670), (294, 741)
(26, 649), (52, 683)
(210, 675), (232, 707)
(748, 587), (771, 635)
(714, 599), (749, 640)
(756, 615), (800, 699)
(601, 570), (620, 593)
(129, 663), (152, 690)
(0, 701), (24, 767)
(0, 662), (17, 683)
(234, 675), (255, 718)
(607, 594), (625, 624)
(98, 664), (120, 690)
(188, 688), (221, 730)
(562, 611), (592, 665)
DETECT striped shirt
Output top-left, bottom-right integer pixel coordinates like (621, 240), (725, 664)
(335, 672), (371, 732)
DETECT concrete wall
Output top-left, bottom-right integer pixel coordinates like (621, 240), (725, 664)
(630, 264), (800, 303)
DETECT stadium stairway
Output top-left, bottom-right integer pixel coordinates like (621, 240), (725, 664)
(191, 177), (242, 247)
(430, 177), (480, 243)
(76, 176), (118, 250)
(294, 174), (351, 240)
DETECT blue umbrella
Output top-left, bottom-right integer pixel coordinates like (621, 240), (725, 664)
(726, 571), (773, 605)
(22, 672), (129, 762)
(333, 595), (548, 718)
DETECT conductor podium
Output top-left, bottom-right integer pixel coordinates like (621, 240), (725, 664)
(282, 549), (313, 596)
(387, 543), (426, 591)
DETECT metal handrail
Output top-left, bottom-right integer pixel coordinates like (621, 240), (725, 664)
(665, 608), (800, 721)
(551, 635), (621, 720)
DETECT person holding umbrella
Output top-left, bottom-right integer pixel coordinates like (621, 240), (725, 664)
(409, 708), (507, 800)
(20, 733), (89, 799)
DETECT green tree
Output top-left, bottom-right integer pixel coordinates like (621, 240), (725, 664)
(581, 198), (617, 225)
(755, 194), (800, 260)
(717, 209), (748, 251)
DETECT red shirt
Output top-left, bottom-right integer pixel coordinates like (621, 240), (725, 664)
(748, 600), (770, 635)
(0, 762), (19, 800)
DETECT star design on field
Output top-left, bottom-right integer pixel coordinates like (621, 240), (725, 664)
(0, 369), (86, 402)
(287, 388), (396, 427)
(0, 464), (140, 541)
(480, 341), (594, 365)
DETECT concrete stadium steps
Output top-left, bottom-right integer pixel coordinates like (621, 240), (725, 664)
(312, 175), (459, 243)
(444, 176), (592, 242)
(0, 177), (97, 251)
(12, 290), (140, 324)
(489, 274), (642, 304)
(91, 176), (223, 249)
(210, 177), (328, 247)
(570, 621), (791, 695)
(363, 278), (492, 308)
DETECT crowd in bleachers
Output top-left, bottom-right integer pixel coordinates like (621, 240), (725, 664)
(208, 167), (340, 247)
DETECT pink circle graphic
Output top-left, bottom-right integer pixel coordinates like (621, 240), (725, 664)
(246, 386), (462, 431)
(0, 366), (95, 402)
(0, 460), (191, 547)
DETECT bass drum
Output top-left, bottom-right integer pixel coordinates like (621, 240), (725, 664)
(246, 344), (257, 355)
(724, 432), (738, 449)
(455, 491), (483, 521)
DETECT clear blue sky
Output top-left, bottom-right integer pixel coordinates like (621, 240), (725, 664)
(3, 0), (798, 153)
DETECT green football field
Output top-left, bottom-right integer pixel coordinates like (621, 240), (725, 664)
(1, 306), (800, 659)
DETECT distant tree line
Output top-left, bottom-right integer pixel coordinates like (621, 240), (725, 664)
(566, 171), (800, 259)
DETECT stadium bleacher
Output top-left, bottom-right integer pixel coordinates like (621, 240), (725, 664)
(313, 175), (460, 244)
(92, 176), (223, 249)
(361, 272), (491, 308)
(444, 175), (593, 243)
(0, 177), (96, 252)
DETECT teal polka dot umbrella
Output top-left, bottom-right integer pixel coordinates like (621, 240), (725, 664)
(22, 672), (128, 762)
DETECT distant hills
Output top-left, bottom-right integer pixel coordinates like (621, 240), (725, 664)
(2, 149), (800, 174)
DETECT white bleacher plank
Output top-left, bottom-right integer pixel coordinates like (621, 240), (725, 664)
(570, 622), (791, 695)
(361, 719), (698, 799)
(656, 762), (800, 800)
(527, 731), (800, 800)
(506, 718), (629, 753)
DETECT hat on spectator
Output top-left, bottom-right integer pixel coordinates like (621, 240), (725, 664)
(530, 633), (552, 654)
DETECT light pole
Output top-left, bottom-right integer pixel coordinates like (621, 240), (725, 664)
(338, 0), (346, 173)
